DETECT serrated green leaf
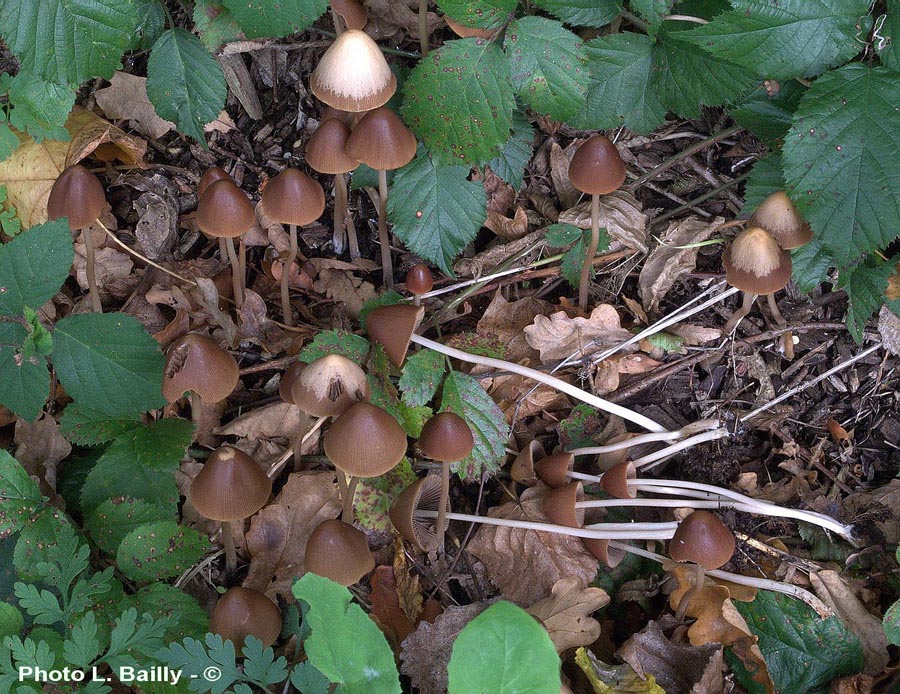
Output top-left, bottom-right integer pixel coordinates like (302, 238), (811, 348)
(838, 259), (896, 342)
(156, 634), (244, 694)
(545, 223), (583, 247)
(104, 419), (194, 472)
(13, 583), (64, 626)
(120, 583), (209, 641)
(290, 661), (330, 694)
(561, 241), (589, 288)
(146, 28), (227, 143)
(647, 331), (686, 353)
(651, 23), (756, 118)
(574, 33), (665, 134)
(782, 65), (900, 264)
(293, 573), (401, 694)
(631, 0), (675, 31)
(86, 497), (171, 555)
(877, 2), (899, 70)
(21, 308), (52, 360)
(437, 0), (517, 29)
(0, 123), (18, 162)
(402, 39), (515, 165)
(0, 450), (42, 538)
(221, 0), (328, 38)
(533, 0), (621, 27)
(791, 239), (834, 292)
(0, 0), (139, 85)
(63, 612), (100, 669)
(103, 608), (170, 671)
(440, 370), (509, 481)
(682, 0), (871, 80)
(240, 637), (289, 686)
(504, 17), (589, 122)
(486, 109), (534, 190)
(388, 148), (486, 274)
(0, 602), (22, 640)
(133, 0), (165, 50)
(0, 219), (72, 316)
(741, 156), (786, 215)
(0, 323), (49, 422)
(116, 521), (210, 582)
(52, 313), (166, 417)
(6, 74), (74, 142)
(299, 330), (371, 363)
(448, 601), (561, 694)
(730, 591), (862, 694)
(353, 459), (418, 531)
(59, 404), (141, 445)
(80, 452), (179, 517)
(731, 79), (805, 144)
(368, 345), (432, 438)
(399, 349), (447, 407)
(13, 507), (80, 582)
(194, 0), (242, 52)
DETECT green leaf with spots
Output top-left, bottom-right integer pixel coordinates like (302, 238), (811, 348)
(0, 450), (43, 539)
(368, 346), (432, 438)
(85, 497), (171, 555)
(120, 583), (209, 642)
(353, 459), (418, 531)
(436, 0), (517, 30)
(504, 17), (589, 122)
(0, 322), (49, 422)
(116, 521), (210, 582)
(388, 147), (486, 275)
(95, 419), (194, 472)
(4, 73), (74, 142)
(12, 508), (78, 581)
(59, 404), (142, 446)
(731, 79), (805, 144)
(0, 123), (19, 163)
(0, 219), (73, 316)
(486, 109), (534, 190)
(440, 370), (509, 481)
(399, 349), (447, 408)
(791, 238), (834, 293)
(80, 451), (179, 517)
(741, 156), (786, 216)
(532, 0), (621, 27)
(877, 1), (900, 70)
(402, 38), (515, 165)
(299, 330), (371, 363)
(221, 0), (328, 38)
(194, 0), (242, 52)
(838, 258), (898, 342)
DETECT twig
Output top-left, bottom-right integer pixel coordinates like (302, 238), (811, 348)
(651, 172), (751, 226)
(631, 125), (743, 187)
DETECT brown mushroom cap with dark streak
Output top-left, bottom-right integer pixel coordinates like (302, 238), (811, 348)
(568, 135), (627, 196)
(209, 587), (282, 652)
(405, 264), (434, 296)
(291, 354), (369, 418)
(534, 452), (575, 489)
(722, 226), (792, 295)
(346, 107), (417, 172)
(669, 510), (736, 570)
(366, 304), (425, 367)
(747, 191), (812, 250)
(198, 166), (232, 198)
(47, 164), (106, 230)
(390, 475), (447, 551)
(162, 333), (239, 404)
(305, 119), (359, 175)
(418, 412), (474, 462)
(310, 30), (396, 112)
(196, 179), (256, 239)
(324, 402), (407, 477)
(304, 518), (375, 586)
(600, 461), (637, 499)
(261, 168), (326, 227)
(189, 446), (272, 522)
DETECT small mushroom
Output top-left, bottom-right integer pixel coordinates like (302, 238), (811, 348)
(534, 452), (576, 488)
(748, 191), (812, 250)
(668, 510), (735, 620)
(304, 518), (375, 586)
(405, 264), (434, 306)
(310, 29), (396, 112)
(209, 586), (282, 653)
(510, 440), (546, 487)
(389, 474), (447, 551)
(330, 0), (368, 31)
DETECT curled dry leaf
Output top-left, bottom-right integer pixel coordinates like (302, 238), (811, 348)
(453, 228), (545, 278)
(484, 207), (529, 240)
(526, 576), (609, 653)
(467, 484), (599, 605)
(242, 471), (342, 600)
(313, 268), (377, 320)
(95, 71), (176, 140)
(550, 141), (580, 210)
(191, 278), (238, 347)
(484, 374), (569, 420)
(524, 305), (634, 363)
(668, 323), (722, 346)
(74, 244), (134, 299)
(558, 190), (648, 253)
(574, 647), (665, 694)
(370, 548), (441, 650)
(14, 414), (71, 491)
(845, 479), (900, 544)
(476, 290), (554, 364)
(215, 402), (306, 442)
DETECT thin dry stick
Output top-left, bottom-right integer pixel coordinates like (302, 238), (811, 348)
(632, 125), (742, 187)
(98, 221), (197, 286)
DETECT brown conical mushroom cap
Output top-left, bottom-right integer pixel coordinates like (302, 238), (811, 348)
(600, 461), (637, 499)
(405, 264), (434, 296)
(306, 119), (359, 175)
(324, 402), (407, 477)
(418, 412), (474, 462)
(291, 354), (369, 417)
(722, 226), (792, 295)
(311, 30), (396, 112)
(198, 166), (232, 198)
(542, 481), (585, 528)
(261, 168), (326, 227)
(568, 135), (627, 196)
(189, 446), (272, 522)
(279, 361), (305, 404)
(304, 519), (375, 586)
(584, 539), (626, 568)
(444, 16), (496, 39)
(534, 452), (575, 489)
(331, 0), (368, 30)
(47, 164), (106, 230)
(162, 333), (239, 404)
(196, 179), (256, 239)
(748, 191), (813, 250)
(321, 106), (355, 126)
(511, 440), (546, 486)
(390, 475), (447, 551)
(596, 433), (638, 469)
(209, 587), (282, 652)
(669, 510), (735, 570)
(346, 107), (417, 171)
(366, 304), (425, 367)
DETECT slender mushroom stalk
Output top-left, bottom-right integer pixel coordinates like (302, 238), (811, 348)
(406, 264), (434, 306)
(568, 136), (627, 312)
(210, 587), (282, 654)
(306, 118), (359, 257)
(418, 0), (429, 55)
(567, 419), (723, 457)
(47, 164), (107, 313)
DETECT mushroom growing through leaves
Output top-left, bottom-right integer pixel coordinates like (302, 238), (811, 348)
(209, 586), (282, 653)
(310, 29), (396, 112)
(47, 164), (107, 312)
(418, 411), (474, 543)
(567, 135), (627, 312)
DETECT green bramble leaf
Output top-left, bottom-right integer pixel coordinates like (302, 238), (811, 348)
(100, 419), (194, 472)
(884, 598), (900, 646)
(504, 17), (589, 122)
(0, 450), (42, 538)
(837, 259), (899, 342)
(402, 39), (515, 165)
(741, 156), (786, 216)
(299, 330), (371, 363)
(486, 109), (534, 190)
(0, 219), (73, 316)
(436, 0), (517, 30)
(782, 65), (900, 264)
(630, 0), (674, 32)
(117, 521), (210, 582)
(448, 601), (561, 693)
(293, 573), (401, 694)
(221, 0), (328, 38)
(64, 612), (101, 669)
(132, 0), (165, 50)
(0, 124), (18, 164)
(877, 3), (899, 71)
(368, 346), (432, 438)
(52, 313), (166, 418)
(440, 370), (509, 481)
(532, 0), (621, 27)
(146, 28), (227, 144)
(194, 0), (242, 52)
(353, 459), (418, 531)
(5, 73), (74, 142)
(731, 79), (805, 145)
(86, 497), (171, 555)
(791, 238), (833, 293)
(0, 322), (49, 422)
(120, 583), (209, 642)
(0, 0), (139, 85)
(59, 404), (142, 446)
(20, 307), (52, 360)
(399, 349), (447, 408)
(545, 223), (583, 247)
(682, 0), (871, 80)
(388, 147), (486, 275)
(80, 450), (179, 517)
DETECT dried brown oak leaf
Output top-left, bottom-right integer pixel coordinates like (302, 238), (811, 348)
(242, 471), (341, 600)
(524, 305), (634, 363)
(216, 402), (306, 442)
(95, 72), (176, 139)
(485, 207), (529, 240)
(15, 414), (71, 492)
(526, 576), (608, 653)
(467, 484), (599, 605)
(370, 549), (441, 650)
(558, 190), (648, 253)
(477, 289), (553, 364)
(313, 268), (376, 320)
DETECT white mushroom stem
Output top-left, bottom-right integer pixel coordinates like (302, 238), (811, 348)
(607, 541), (832, 617)
(578, 193), (601, 311)
(82, 227), (102, 312)
(224, 237), (244, 308)
(568, 419), (723, 456)
(632, 429), (729, 469)
(377, 169), (394, 287)
(221, 522), (237, 575)
(410, 334), (667, 433)
(281, 224), (298, 327)
(723, 291), (758, 334)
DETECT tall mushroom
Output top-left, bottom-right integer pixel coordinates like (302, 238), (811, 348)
(567, 136), (627, 311)
(418, 411), (474, 543)
(47, 164), (107, 312)
(310, 29), (396, 112)
(346, 106), (417, 287)
(260, 169), (325, 326)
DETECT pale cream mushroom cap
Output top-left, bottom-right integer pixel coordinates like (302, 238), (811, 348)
(310, 30), (396, 112)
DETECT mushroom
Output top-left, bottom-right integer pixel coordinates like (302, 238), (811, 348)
(305, 118), (360, 258)
(304, 517), (375, 586)
(196, 179), (256, 309)
(418, 411), (474, 542)
(259, 168), (325, 326)
(189, 445), (272, 574)
(47, 164), (107, 312)
(668, 510), (735, 620)
(330, 0), (368, 32)
(510, 440), (546, 487)
(209, 586), (282, 653)
(405, 264), (434, 306)
(198, 166), (232, 197)
(567, 135), (627, 311)
(310, 29), (396, 112)
(346, 106), (417, 287)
